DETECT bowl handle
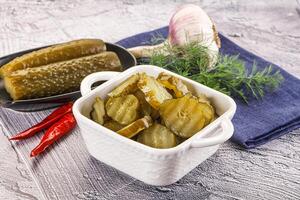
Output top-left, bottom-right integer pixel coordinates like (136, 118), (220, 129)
(191, 117), (234, 148)
(80, 71), (121, 96)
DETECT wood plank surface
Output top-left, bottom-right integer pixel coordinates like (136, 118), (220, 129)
(0, 0), (299, 199)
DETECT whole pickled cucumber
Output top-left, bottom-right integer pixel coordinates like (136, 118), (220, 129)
(4, 51), (122, 100)
(0, 39), (105, 77)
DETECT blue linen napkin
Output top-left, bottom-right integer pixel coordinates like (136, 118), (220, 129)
(116, 27), (300, 148)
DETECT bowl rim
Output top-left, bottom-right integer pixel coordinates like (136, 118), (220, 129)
(73, 65), (237, 156)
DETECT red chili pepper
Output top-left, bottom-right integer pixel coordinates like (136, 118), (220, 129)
(9, 102), (73, 140)
(30, 112), (76, 157)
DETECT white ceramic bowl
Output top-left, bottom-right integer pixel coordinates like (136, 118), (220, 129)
(73, 65), (236, 186)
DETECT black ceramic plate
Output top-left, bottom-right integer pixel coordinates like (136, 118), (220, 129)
(0, 42), (136, 112)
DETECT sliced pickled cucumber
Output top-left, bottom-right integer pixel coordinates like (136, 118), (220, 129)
(137, 123), (178, 149)
(108, 74), (139, 97)
(199, 102), (215, 126)
(103, 120), (125, 132)
(196, 93), (211, 104)
(212, 114), (218, 122)
(176, 136), (187, 145)
(4, 51), (122, 100)
(192, 95), (215, 125)
(134, 90), (159, 119)
(90, 97), (106, 125)
(105, 94), (139, 125)
(134, 90), (152, 116)
(159, 95), (214, 138)
(117, 116), (152, 138)
(137, 73), (172, 110)
(157, 72), (189, 98)
(0, 39), (105, 77)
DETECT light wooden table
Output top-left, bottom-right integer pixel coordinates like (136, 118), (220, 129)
(0, 0), (299, 199)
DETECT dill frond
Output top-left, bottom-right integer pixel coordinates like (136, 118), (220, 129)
(143, 41), (283, 103)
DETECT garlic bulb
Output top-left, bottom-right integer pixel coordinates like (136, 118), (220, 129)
(169, 4), (220, 47)
(169, 4), (220, 67)
(128, 4), (221, 69)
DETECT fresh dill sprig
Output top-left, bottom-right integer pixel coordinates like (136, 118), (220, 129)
(145, 42), (284, 103)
